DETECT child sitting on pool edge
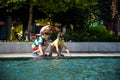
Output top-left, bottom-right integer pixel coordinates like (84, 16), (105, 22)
(48, 32), (71, 57)
(31, 31), (50, 57)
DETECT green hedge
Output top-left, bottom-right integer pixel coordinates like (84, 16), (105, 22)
(63, 24), (120, 42)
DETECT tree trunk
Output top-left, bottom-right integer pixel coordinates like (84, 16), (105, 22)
(27, 3), (33, 40)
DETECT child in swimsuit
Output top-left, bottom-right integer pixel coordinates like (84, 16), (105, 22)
(48, 32), (71, 57)
(31, 32), (50, 57)
(37, 24), (52, 52)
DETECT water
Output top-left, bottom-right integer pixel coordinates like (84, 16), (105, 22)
(0, 57), (120, 80)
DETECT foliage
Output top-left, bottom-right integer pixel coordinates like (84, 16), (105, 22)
(50, 32), (58, 41)
(0, 0), (99, 26)
(0, 0), (26, 12)
(0, 0), (120, 42)
(64, 24), (119, 42)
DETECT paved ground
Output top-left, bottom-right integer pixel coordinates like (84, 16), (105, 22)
(0, 53), (120, 59)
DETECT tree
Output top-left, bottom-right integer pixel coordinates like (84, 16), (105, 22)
(0, 0), (99, 37)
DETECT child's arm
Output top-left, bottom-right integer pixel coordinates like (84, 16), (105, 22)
(55, 44), (61, 54)
(63, 45), (71, 56)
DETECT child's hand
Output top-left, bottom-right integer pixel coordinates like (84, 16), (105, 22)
(66, 49), (71, 56)
(68, 52), (71, 56)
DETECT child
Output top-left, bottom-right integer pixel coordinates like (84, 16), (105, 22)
(48, 32), (71, 57)
(37, 24), (52, 51)
(31, 31), (50, 57)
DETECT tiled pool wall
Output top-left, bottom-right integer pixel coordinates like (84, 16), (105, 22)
(0, 42), (120, 53)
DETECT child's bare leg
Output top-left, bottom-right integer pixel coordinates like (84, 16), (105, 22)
(57, 46), (64, 57)
(44, 42), (49, 50)
(57, 48), (61, 57)
(34, 49), (40, 53)
(48, 45), (54, 57)
(60, 46), (64, 56)
(40, 46), (48, 56)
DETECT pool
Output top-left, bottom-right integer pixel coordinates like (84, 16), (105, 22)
(0, 57), (120, 80)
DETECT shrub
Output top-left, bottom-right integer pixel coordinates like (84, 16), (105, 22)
(64, 24), (119, 42)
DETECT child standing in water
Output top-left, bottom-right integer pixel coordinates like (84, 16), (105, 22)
(48, 32), (71, 57)
(31, 32), (50, 57)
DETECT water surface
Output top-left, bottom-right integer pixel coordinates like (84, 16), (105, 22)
(0, 57), (120, 80)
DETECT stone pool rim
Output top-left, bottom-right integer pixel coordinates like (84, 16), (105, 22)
(0, 53), (120, 60)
